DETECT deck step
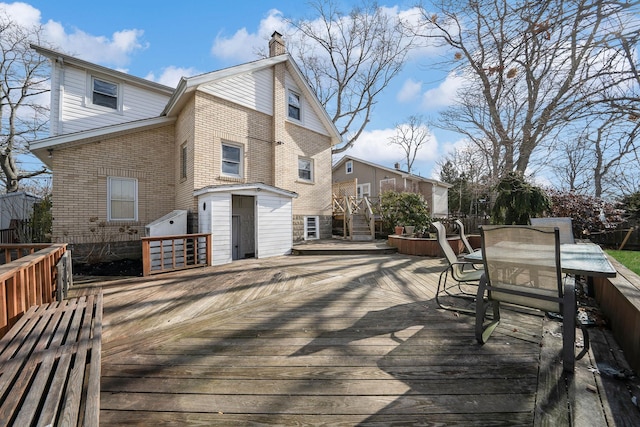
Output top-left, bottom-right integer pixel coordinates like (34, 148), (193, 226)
(292, 239), (396, 255)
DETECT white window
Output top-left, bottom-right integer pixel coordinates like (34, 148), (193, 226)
(304, 216), (320, 240)
(222, 142), (243, 177)
(92, 77), (118, 109)
(357, 183), (371, 199)
(298, 157), (313, 182)
(180, 143), (188, 179)
(346, 160), (353, 174)
(108, 177), (137, 221)
(380, 178), (396, 193)
(288, 90), (301, 120)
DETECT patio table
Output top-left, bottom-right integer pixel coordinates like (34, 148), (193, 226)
(464, 242), (617, 278)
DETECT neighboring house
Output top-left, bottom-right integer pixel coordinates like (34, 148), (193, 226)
(29, 32), (341, 265)
(0, 192), (41, 242)
(332, 156), (452, 217)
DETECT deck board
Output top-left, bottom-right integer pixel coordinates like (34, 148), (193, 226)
(67, 252), (640, 425)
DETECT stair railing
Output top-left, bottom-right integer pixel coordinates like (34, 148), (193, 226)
(363, 196), (375, 239)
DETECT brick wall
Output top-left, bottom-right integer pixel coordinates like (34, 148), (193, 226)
(51, 61), (335, 259)
(193, 92), (275, 188)
(50, 124), (176, 250)
(175, 97), (196, 212)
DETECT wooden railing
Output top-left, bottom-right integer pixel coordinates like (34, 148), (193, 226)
(142, 233), (211, 276)
(363, 196), (375, 237)
(332, 196), (378, 240)
(0, 243), (68, 338)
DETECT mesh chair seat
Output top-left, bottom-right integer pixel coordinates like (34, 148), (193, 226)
(475, 225), (588, 373)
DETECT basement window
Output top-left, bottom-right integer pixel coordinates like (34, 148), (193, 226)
(304, 216), (319, 240)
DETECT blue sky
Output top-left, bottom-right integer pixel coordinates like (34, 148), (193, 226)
(6, 1), (466, 180)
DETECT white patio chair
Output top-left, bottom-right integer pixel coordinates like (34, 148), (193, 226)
(433, 221), (484, 314)
(454, 219), (475, 254)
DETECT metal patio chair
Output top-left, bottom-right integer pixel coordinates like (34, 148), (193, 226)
(454, 219), (475, 254)
(530, 217), (575, 245)
(475, 225), (588, 372)
(433, 221), (484, 314)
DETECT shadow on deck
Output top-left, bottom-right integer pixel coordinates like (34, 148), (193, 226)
(68, 250), (640, 426)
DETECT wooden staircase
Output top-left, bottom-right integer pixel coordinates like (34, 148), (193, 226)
(332, 196), (376, 241)
(350, 213), (373, 241)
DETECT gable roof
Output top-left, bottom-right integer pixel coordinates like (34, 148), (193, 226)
(333, 155), (453, 188)
(31, 44), (175, 95)
(163, 54), (341, 145)
(28, 46), (342, 163)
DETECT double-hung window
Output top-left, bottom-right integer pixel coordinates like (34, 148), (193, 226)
(108, 177), (137, 221)
(298, 157), (313, 182)
(180, 143), (188, 179)
(288, 90), (301, 120)
(92, 77), (118, 109)
(346, 160), (353, 174)
(222, 142), (242, 177)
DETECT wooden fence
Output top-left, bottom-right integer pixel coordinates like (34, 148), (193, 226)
(0, 243), (68, 338)
(142, 233), (211, 276)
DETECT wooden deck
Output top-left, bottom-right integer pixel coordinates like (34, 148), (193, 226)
(69, 252), (640, 426)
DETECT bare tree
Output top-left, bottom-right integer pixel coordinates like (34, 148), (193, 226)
(287, 0), (416, 153)
(0, 11), (49, 192)
(436, 142), (493, 215)
(388, 115), (432, 174)
(407, 0), (640, 182)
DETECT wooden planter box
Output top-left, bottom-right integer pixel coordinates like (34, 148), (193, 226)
(468, 234), (481, 250)
(387, 235), (464, 257)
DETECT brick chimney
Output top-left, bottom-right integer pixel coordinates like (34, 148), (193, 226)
(269, 31), (286, 57)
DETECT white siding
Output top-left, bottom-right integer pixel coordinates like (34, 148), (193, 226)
(58, 65), (170, 135)
(256, 194), (293, 258)
(199, 193), (232, 265)
(285, 71), (327, 136)
(50, 61), (62, 136)
(201, 68), (273, 115)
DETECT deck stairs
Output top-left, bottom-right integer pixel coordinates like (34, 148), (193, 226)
(332, 195), (376, 241)
(350, 213), (373, 241)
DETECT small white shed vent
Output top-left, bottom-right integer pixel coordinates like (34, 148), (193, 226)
(145, 210), (188, 237)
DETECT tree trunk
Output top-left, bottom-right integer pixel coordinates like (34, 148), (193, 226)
(0, 153), (19, 192)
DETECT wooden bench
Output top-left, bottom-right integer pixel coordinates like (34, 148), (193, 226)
(0, 292), (102, 426)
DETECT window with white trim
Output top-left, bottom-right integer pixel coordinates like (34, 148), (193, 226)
(288, 90), (301, 120)
(108, 177), (137, 221)
(92, 77), (118, 109)
(380, 178), (396, 193)
(357, 183), (371, 199)
(304, 216), (320, 240)
(221, 142), (243, 177)
(298, 157), (313, 182)
(346, 160), (353, 174)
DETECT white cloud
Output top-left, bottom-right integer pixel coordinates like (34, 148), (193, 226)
(145, 66), (201, 88)
(397, 78), (423, 103)
(341, 125), (440, 168)
(43, 24), (147, 67)
(1, 2), (146, 67)
(211, 9), (289, 62)
(421, 72), (465, 109)
(0, 2), (40, 27)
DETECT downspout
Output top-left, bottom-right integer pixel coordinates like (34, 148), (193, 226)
(55, 56), (65, 136)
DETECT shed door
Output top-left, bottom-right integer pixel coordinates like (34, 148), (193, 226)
(232, 215), (240, 260)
